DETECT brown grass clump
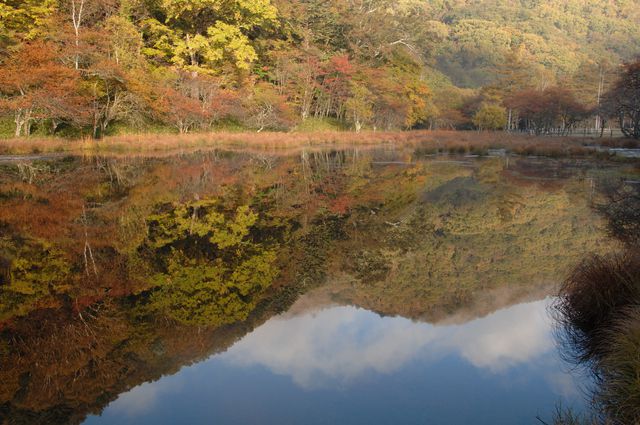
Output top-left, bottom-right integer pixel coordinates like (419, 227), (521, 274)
(554, 250), (640, 424)
(598, 311), (640, 424)
(555, 251), (640, 364)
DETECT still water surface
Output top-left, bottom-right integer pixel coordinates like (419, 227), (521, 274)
(0, 147), (629, 424)
(87, 298), (584, 425)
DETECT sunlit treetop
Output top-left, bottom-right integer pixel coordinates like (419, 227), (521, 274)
(142, 0), (278, 72)
(0, 0), (57, 48)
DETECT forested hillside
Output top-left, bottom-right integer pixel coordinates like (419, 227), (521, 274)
(0, 0), (639, 137)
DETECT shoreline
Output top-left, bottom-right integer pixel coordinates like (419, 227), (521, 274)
(0, 130), (637, 158)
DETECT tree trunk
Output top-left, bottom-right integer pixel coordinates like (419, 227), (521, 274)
(185, 34), (198, 67)
(72, 0), (85, 70)
(24, 111), (32, 136)
(14, 110), (24, 137)
(93, 111), (100, 139)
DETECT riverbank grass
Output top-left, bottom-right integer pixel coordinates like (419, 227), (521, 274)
(0, 130), (637, 157)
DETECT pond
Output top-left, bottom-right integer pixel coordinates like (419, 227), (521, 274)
(0, 146), (632, 424)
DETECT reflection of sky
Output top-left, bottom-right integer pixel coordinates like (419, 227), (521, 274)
(222, 300), (554, 387)
(84, 299), (587, 425)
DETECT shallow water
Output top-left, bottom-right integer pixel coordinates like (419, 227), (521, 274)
(0, 147), (632, 424)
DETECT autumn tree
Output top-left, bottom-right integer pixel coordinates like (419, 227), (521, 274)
(489, 45), (536, 130)
(0, 0), (57, 53)
(362, 59), (433, 130)
(156, 85), (210, 133)
(0, 41), (89, 136)
(602, 59), (640, 139)
(473, 103), (507, 131)
(506, 87), (589, 135)
(55, 0), (119, 69)
(103, 14), (144, 69)
(244, 82), (293, 132)
(345, 81), (374, 132)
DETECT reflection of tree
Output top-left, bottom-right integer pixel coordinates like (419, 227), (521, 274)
(147, 250), (277, 327)
(332, 162), (606, 322)
(147, 201), (258, 251)
(141, 200), (279, 327)
(0, 151), (624, 425)
(0, 238), (71, 321)
(598, 180), (640, 247)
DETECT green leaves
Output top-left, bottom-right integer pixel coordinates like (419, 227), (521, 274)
(204, 22), (257, 69)
(161, 0), (277, 30)
(0, 0), (57, 45)
(143, 0), (277, 72)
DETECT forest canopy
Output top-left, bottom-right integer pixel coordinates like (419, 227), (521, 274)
(0, 0), (639, 137)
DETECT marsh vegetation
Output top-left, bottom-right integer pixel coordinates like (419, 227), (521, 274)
(554, 181), (640, 424)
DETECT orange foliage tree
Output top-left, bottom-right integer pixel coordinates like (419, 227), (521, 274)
(0, 41), (90, 136)
(506, 87), (590, 135)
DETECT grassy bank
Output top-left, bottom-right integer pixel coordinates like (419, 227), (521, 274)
(0, 130), (637, 157)
(554, 182), (640, 424)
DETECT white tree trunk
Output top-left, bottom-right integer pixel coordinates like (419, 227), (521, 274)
(14, 110), (24, 137)
(72, 0), (85, 70)
(354, 115), (362, 132)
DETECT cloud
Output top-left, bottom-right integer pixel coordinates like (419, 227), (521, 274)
(221, 299), (556, 388)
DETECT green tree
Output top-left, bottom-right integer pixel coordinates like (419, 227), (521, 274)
(345, 81), (374, 132)
(142, 0), (278, 72)
(473, 103), (507, 130)
(0, 0), (57, 52)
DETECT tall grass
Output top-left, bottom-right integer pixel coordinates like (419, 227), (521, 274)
(554, 242), (640, 423)
(0, 129), (631, 157)
(555, 252), (640, 364)
(598, 312), (640, 423)
(553, 173), (640, 424)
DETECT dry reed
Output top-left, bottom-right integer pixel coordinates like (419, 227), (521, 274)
(0, 130), (630, 157)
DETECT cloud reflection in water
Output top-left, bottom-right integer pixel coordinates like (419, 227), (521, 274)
(221, 299), (555, 388)
(91, 298), (585, 425)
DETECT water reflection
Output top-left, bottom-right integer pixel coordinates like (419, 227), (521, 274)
(224, 298), (555, 387)
(0, 148), (632, 424)
(87, 298), (585, 425)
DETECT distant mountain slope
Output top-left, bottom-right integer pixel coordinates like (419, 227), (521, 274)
(421, 0), (640, 87)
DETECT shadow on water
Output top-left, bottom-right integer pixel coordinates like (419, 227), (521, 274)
(0, 147), (636, 424)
